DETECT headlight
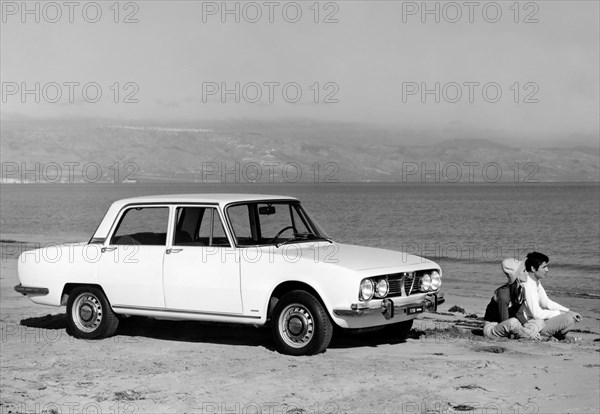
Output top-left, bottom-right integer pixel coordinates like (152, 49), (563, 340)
(375, 278), (389, 298)
(430, 270), (441, 290)
(360, 279), (374, 301)
(421, 273), (432, 291)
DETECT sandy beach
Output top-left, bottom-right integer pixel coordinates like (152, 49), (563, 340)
(1, 243), (599, 414)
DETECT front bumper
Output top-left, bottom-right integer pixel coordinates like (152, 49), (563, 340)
(14, 284), (49, 297)
(333, 292), (444, 318)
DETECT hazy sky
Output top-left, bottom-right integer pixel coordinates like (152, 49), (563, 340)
(1, 0), (599, 146)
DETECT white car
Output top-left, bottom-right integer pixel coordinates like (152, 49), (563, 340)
(15, 194), (444, 355)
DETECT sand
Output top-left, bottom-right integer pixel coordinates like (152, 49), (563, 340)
(1, 245), (599, 414)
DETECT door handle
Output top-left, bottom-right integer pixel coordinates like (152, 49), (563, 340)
(166, 248), (183, 254)
(101, 247), (117, 253)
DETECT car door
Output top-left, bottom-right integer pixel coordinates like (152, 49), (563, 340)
(162, 205), (243, 314)
(97, 205), (170, 309)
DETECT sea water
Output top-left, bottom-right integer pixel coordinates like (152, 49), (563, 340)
(1, 182), (598, 303)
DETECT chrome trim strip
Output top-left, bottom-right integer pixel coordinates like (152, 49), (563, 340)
(112, 304), (261, 320)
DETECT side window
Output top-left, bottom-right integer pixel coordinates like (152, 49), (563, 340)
(208, 210), (230, 246)
(174, 207), (230, 247)
(227, 204), (253, 245)
(111, 207), (169, 245)
(257, 203), (310, 240)
(174, 207), (202, 244)
(259, 204), (292, 239)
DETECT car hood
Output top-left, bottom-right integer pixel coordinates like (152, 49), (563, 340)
(290, 242), (438, 273)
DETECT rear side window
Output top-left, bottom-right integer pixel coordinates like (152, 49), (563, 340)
(111, 207), (169, 245)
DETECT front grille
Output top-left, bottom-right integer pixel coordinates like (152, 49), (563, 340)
(387, 272), (424, 296)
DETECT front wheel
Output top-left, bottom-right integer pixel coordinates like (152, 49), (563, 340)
(66, 286), (119, 339)
(271, 290), (333, 356)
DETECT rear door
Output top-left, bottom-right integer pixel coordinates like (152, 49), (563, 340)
(97, 205), (169, 309)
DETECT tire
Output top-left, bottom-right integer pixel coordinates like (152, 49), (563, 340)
(66, 286), (119, 339)
(386, 319), (414, 342)
(271, 290), (333, 356)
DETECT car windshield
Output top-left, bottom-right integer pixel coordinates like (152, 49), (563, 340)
(226, 201), (331, 246)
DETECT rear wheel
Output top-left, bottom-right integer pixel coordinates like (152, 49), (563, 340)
(271, 290), (333, 356)
(66, 286), (119, 339)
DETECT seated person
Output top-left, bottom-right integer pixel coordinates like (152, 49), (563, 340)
(522, 252), (581, 340)
(483, 258), (543, 340)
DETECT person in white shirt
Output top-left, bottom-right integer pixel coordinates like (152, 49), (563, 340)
(522, 252), (582, 339)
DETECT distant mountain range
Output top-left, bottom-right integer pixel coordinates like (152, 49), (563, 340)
(1, 119), (598, 183)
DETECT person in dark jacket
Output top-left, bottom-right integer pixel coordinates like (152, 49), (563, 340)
(483, 258), (544, 339)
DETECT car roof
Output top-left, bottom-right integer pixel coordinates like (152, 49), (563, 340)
(111, 193), (299, 208)
(91, 194), (300, 240)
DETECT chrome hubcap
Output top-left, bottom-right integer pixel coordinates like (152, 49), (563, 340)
(279, 304), (314, 348)
(72, 293), (103, 333)
(79, 305), (93, 322)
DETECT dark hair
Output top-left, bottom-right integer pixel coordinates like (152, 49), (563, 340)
(525, 252), (549, 272)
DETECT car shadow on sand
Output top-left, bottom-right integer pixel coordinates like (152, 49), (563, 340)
(20, 313), (275, 349)
(20, 313), (424, 351)
(329, 327), (422, 349)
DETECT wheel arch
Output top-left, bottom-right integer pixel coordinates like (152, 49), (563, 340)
(61, 283), (110, 307)
(267, 281), (328, 321)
